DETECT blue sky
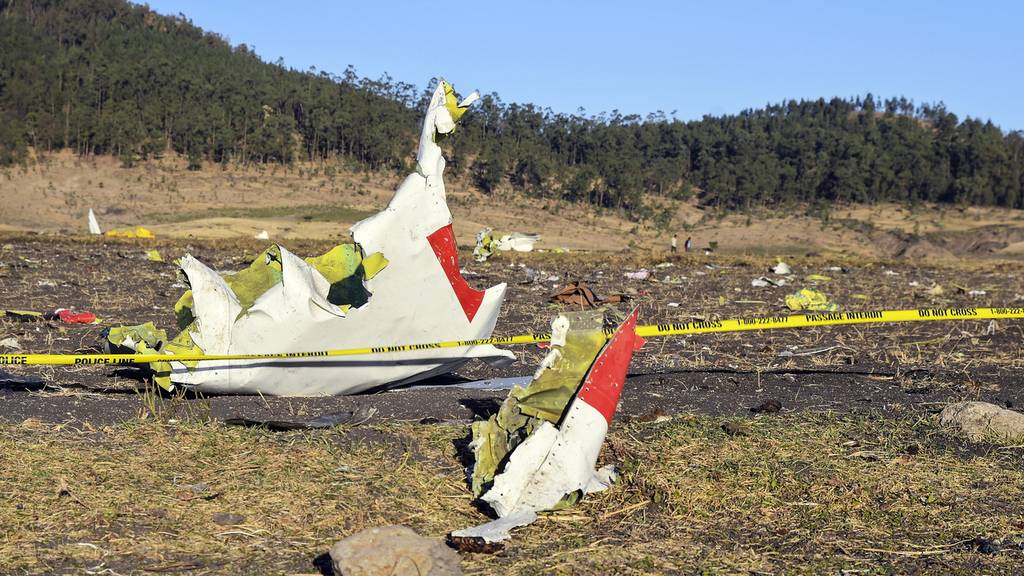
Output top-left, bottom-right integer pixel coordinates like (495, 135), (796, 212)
(143, 1), (1023, 130)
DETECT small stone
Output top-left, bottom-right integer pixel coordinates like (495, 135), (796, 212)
(634, 408), (669, 424)
(750, 399), (782, 414)
(330, 525), (462, 576)
(0, 336), (20, 350)
(939, 401), (1024, 442)
(967, 536), (1001, 555)
(212, 512), (245, 526)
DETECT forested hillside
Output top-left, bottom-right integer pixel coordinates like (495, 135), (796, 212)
(2, 0), (1023, 212)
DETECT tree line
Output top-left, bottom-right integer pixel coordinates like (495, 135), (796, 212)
(2, 0), (1023, 213)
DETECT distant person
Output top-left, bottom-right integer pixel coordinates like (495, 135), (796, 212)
(670, 234), (678, 253)
(684, 236), (692, 252)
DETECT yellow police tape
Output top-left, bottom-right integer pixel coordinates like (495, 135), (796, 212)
(1, 306), (1022, 367)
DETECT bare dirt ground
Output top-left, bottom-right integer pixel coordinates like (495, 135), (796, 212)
(2, 236), (1023, 423)
(0, 152), (644, 252)
(2, 234), (1024, 574)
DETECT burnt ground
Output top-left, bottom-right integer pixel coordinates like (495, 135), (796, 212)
(1, 235), (1023, 427)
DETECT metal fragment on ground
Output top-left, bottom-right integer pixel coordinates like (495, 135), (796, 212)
(549, 281), (628, 308)
(454, 307), (644, 543)
(785, 288), (837, 312)
(106, 79), (513, 395)
(87, 209), (102, 235)
(473, 228), (541, 261)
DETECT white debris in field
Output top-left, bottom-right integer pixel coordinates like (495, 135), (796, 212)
(88, 209), (102, 235)
(983, 320), (997, 336)
(108, 79), (513, 396)
(450, 511), (537, 544)
(778, 345), (844, 357)
(0, 337), (21, 350)
(456, 311), (641, 543)
(969, 290), (987, 297)
(771, 262), (791, 275)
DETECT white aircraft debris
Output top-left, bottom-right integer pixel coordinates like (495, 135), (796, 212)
(451, 307), (644, 545)
(474, 228), (541, 261)
(88, 209), (102, 235)
(107, 79), (513, 395)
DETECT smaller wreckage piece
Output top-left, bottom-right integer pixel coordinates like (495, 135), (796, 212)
(87, 209), (102, 235)
(107, 79), (512, 396)
(473, 228), (541, 262)
(451, 307), (644, 544)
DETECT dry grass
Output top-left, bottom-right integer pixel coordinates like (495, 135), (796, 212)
(7, 151), (1024, 258)
(2, 409), (1022, 574)
(3, 231), (1024, 574)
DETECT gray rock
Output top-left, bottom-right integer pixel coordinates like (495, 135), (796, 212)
(330, 525), (462, 576)
(939, 401), (1024, 442)
(212, 512), (245, 526)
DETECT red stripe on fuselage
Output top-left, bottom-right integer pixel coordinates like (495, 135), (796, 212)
(427, 224), (485, 323)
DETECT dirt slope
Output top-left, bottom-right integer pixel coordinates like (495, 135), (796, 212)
(4, 151), (1024, 260)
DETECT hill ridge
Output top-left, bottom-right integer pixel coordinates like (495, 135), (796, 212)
(1, 0), (1022, 215)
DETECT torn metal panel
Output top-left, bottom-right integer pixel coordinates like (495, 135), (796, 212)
(495, 233), (540, 253)
(449, 510), (537, 545)
(785, 288), (837, 312)
(458, 308), (644, 543)
(468, 310), (605, 496)
(106, 322), (168, 354)
(549, 281), (628, 308)
(109, 79), (512, 396)
(0, 310), (43, 321)
(473, 228), (495, 262)
(87, 209), (102, 235)
(474, 228), (541, 261)
(51, 308), (98, 324)
(105, 227), (155, 238)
